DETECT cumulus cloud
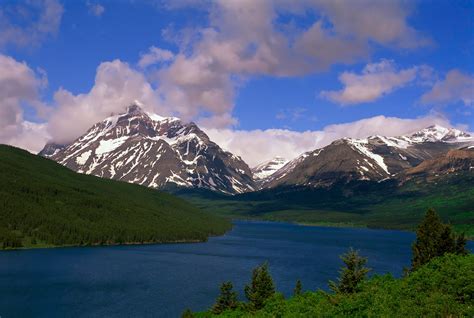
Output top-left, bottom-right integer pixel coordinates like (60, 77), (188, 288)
(138, 46), (174, 68)
(87, 2), (105, 17)
(0, 0), (63, 49)
(321, 60), (423, 105)
(138, 0), (429, 128)
(48, 60), (169, 144)
(0, 54), (50, 152)
(2, 0), (444, 160)
(420, 69), (474, 106)
(312, 0), (431, 49)
(204, 114), (453, 167)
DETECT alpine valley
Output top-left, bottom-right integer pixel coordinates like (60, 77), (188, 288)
(37, 103), (474, 237)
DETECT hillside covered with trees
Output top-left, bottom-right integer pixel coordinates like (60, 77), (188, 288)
(0, 145), (231, 249)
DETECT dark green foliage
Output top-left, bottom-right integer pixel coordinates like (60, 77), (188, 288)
(329, 248), (371, 294)
(177, 173), (474, 238)
(181, 308), (194, 318)
(293, 279), (302, 296)
(194, 254), (474, 317)
(411, 208), (468, 270)
(0, 145), (231, 249)
(456, 233), (468, 255)
(244, 262), (275, 310)
(0, 228), (23, 248)
(212, 282), (238, 314)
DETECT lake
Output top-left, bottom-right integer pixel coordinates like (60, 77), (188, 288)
(1, 221), (471, 317)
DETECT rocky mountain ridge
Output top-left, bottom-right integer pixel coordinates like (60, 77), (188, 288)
(41, 107), (473, 194)
(257, 125), (474, 189)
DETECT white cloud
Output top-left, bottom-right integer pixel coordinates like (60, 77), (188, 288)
(138, 46), (174, 68)
(87, 2), (105, 17)
(6, 121), (50, 153)
(204, 113), (453, 167)
(0, 0), (63, 49)
(0, 53), (457, 165)
(312, 0), (431, 49)
(48, 60), (167, 144)
(138, 0), (429, 128)
(420, 69), (474, 106)
(0, 54), (50, 152)
(321, 60), (421, 105)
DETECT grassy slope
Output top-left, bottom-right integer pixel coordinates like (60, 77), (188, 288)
(0, 145), (231, 249)
(176, 174), (474, 237)
(196, 254), (474, 317)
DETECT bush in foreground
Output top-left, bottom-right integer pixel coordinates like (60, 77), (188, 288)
(193, 253), (473, 317)
(192, 209), (472, 317)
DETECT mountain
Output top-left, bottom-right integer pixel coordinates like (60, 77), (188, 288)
(0, 145), (230, 249)
(259, 125), (474, 189)
(403, 147), (474, 181)
(40, 104), (255, 194)
(252, 157), (288, 183)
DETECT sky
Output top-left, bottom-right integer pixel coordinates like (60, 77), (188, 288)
(1, 0), (473, 166)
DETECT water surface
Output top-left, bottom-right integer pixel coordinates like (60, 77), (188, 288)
(1, 221), (468, 317)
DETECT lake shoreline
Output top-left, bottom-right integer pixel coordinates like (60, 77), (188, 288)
(3, 217), (471, 252)
(0, 228), (233, 251)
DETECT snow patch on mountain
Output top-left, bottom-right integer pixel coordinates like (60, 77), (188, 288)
(76, 150), (91, 165)
(96, 136), (129, 155)
(346, 138), (390, 174)
(252, 157), (289, 180)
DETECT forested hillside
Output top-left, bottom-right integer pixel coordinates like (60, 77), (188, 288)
(0, 145), (230, 249)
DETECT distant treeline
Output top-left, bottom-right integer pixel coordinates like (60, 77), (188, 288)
(0, 145), (231, 249)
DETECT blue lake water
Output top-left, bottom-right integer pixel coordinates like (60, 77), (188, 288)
(1, 221), (472, 317)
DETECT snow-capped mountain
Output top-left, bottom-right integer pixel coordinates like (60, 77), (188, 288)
(252, 157), (289, 181)
(259, 125), (473, 189)
(407, 125), (473, 143)
(40, 104), (255, 194)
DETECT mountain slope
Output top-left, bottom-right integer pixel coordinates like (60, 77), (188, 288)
(41, 104), (255, 194)
(403, 147), (474, 181)
(261, 125), (473, 189)
(0, 145), (230, 249)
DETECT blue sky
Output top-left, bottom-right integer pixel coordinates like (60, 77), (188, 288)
(0, 0), (473, 165)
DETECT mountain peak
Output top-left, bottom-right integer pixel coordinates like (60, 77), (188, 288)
(252, 156), (289, 180)
(126, 103), (145, 115)
(407, 125), (471, 143)
(40, 104), (255, 194)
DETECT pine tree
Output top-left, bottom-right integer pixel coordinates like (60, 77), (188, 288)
(438, 225), (455, 256)
(211, 281), (238, 314)
(411, 208), (467, 271)
(455, 233), (468, 255)
(329, 248), (370, 294)
(294, 279), (303, 296)
(244, 262), (275, 310)
(181, 309), (194, 318)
